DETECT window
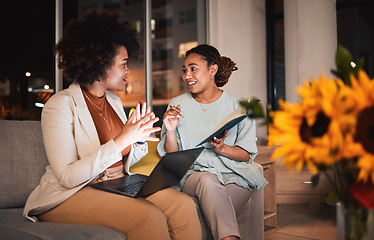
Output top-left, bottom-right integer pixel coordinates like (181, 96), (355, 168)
(0, 0), (207, 122)
(266, 0), (285, 111)
(336, 0), (374, 76)
(0, 1), (55, 120)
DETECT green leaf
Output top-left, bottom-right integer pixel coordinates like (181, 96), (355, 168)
(352, 57), (365, 79)
(265, 104), (274, 125)
(355, 58), (365, 70)
(326, 191), (339, 204)
(335, 45), (353, 86)
(332, 45), (365, 86)
(239, 98), (265, 118)
(335, 45), (353, 71)
(330, 69), (339, 77)
(311, 173), (320, 188)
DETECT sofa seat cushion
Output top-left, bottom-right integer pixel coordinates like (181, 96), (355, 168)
(130, 141), (161, 175)
(0, 208), (126, 240)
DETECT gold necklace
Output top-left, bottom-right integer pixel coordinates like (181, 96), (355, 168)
(82, 91), (105, 113)
(198, 102), (211, 112)
(195, 91), (222, 112)
(82, 90), (112, 131)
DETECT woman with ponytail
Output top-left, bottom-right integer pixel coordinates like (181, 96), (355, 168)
(157, 44), (267, 240)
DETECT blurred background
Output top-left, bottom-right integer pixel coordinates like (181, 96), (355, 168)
(1, 0), (373, 136)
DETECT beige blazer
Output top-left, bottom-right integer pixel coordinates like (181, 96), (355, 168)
(23, 82), (147, 221)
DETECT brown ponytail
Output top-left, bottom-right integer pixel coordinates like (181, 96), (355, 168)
(215, 56), (238, 87)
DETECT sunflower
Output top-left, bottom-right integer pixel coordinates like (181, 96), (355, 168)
(268, 74), (355, 173)
(347, 71), (374, 183)
(261, 47), (374, 237)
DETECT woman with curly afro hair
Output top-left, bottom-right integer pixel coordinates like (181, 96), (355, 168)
(23, 9), (201, 240)
(158, 44), (267, 240)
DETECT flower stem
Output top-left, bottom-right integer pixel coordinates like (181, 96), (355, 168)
(334, 162), (349, 204)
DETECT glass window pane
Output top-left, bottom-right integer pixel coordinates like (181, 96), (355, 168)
(273, 0), (285, 110)
(266, 0), (285, 111)
(152, 0), (205, 106)
(1, 1), (55, 120)
(1, 0), (206, 122)
(64, 0), (146, 108)
(151, 0), (206, 126)
(71, 0), (206, 124)
(336, 0), (374, 77)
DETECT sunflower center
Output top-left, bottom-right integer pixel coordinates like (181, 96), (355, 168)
(299, 111), (331, 143)
(354, 106), (374, 154)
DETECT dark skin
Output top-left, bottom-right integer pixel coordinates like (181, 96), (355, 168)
(85, 46), (160, 153)
(162, 53), (244, 240)
(163, 53), (250, 164)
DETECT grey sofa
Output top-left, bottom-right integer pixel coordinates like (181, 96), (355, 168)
(0, 120), (264, 240)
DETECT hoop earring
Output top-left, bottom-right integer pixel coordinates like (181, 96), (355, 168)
(98, 75), (109, 86)
(106, 73), (110, 83)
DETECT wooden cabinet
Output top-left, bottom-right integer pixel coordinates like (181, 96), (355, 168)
(275, 159), (336, 204)
(255, 146), (277, 228)
(255, 145), (336, 227)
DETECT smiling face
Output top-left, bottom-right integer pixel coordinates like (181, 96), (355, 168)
(104, 45), (129, 92)
(182, 53), (218, 94)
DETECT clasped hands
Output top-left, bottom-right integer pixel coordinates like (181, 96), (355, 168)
(114, 102), (160, 152)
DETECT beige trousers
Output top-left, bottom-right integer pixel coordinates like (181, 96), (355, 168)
(182, 172), (252, 240)
(38, 187), (202, 240)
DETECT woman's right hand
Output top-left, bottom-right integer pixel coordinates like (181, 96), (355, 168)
(114, 103), (160, 153)
(163, 104), (183, 132)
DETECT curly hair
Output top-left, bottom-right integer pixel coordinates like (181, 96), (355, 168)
(54, 9), (140, 85)
(185, 44), (238, 87)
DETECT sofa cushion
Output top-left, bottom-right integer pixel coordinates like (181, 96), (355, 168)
(130, 141), (161, 175)
(0, 226), (40, 240)
(0, 120), (48, 209)
(0, 208), (126, 240)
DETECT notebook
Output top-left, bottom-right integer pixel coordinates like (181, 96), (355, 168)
(91, 147), (204, 198)
(195, 107), (247, 147)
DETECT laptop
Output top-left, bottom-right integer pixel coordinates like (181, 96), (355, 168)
(92, 147), (204, 198)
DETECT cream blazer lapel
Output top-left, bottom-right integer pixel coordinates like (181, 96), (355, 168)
(67, 82), (142, 174)
(68, 82), (101, 150)
(105, 90), (127, 124)
(68, 82), (128, 153)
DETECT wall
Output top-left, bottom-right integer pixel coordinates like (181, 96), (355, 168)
(208, 0), (268, 144)
(208, 0), (339, 204)
(281, 0), (337, 203)
(207, 0), (337, 143)
(284, 0), (337, 103)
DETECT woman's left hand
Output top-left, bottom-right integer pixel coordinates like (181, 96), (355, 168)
(133, 102), (152, 123)
(208, 130), (251, 161)
(209, 130), (228, 154)
(114, 102), (160, 153)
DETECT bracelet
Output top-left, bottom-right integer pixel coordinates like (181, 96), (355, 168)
(136, 141), (146, 145)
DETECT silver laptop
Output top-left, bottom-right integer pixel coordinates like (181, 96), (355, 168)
(91, 147), (204, 197)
